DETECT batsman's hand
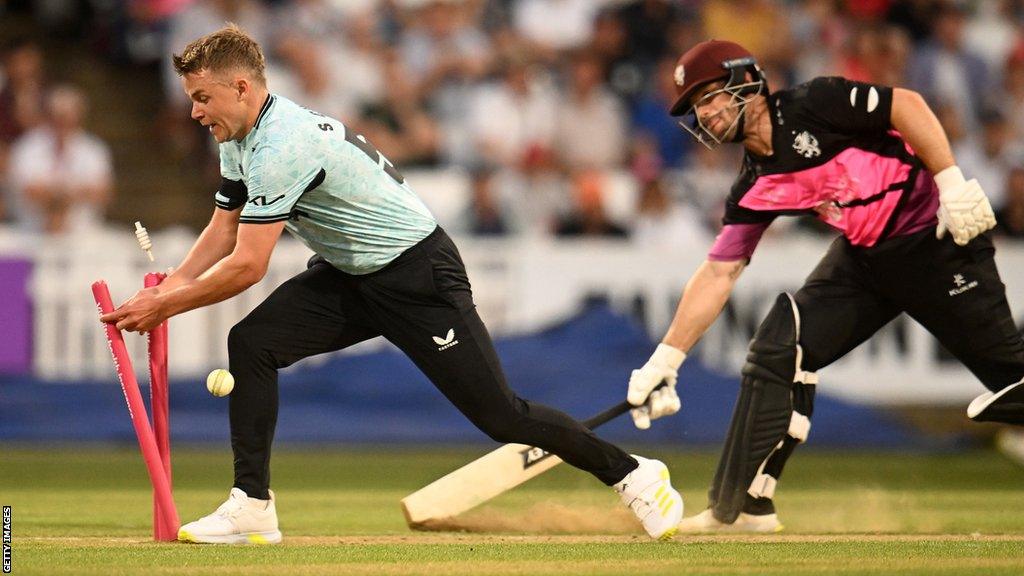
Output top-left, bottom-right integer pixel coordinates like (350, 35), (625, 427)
(99, 287), (167, 333)
(935, 166), (996, 246)
(627, 343), (686, 430)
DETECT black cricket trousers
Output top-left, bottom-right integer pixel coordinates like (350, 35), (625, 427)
(795, 229), (1024, 389)
(228, 226), (637, 499)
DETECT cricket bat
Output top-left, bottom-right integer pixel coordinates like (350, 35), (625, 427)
(400, 399), (635, 528)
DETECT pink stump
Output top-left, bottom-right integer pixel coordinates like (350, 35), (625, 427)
(92, 280), (179, 540)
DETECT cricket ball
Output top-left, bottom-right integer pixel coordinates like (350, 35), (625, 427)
(206, 369), (235, 397)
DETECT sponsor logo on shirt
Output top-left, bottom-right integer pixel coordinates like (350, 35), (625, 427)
(248, 194), (286, 207)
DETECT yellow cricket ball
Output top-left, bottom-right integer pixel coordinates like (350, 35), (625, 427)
(206, 369), (234, 397)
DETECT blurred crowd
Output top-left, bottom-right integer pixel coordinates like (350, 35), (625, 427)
(2, 0), (1024, 242)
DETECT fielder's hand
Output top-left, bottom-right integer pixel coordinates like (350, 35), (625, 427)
(935, 166), (996, 246)
(627, 343), (686, 430)
(99, 287), (167, 333)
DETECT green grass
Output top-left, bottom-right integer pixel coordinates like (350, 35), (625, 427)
(3, 446), (1024, 575)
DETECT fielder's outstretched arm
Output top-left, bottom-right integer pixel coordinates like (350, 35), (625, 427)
(157, 207), (242, 294)
(158, 221), (285, 316)
(101, 220), (285, 332)
(663, 258), (747, 353)
(625, 257), (747, 429)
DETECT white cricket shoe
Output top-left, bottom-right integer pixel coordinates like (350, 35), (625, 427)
(677, 508), (782, 533)
(614, 455), (683, 540)
(178, 488), (282, 544)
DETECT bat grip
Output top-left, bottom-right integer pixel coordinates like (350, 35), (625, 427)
(581, 382), (668, 429)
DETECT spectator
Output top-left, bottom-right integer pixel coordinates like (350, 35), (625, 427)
(616, 0), (685, 70)
(400, 0), (493, 165)
(701, 0), (794, 79)
(632, 177), (708, 247)
(842, 24), (911, 86)
(553, 50), (627, 170)
(789, 0), (850, 81)
(963, 0), (1020, 79)
(6, 85), (113, 235)
(0, 38), (47, 223)
(906, 2), (989, 126)
(632, 56), (694, 169)
(0, 38), (46, 144)
(591, 10), (644, 103)
(270, 0), (354, 121)
(954, 108), (1024, 211)
(555, 170), (629, 238)
(990, 46), (1024, 143)
(886, 0), (938, 43)
(465, 52), (557, 168)
(492, 146), (570, 237)
(512, 0), (599, 59)
(356, 49), (442, 167)
(674, 145), (741, 230)
(934, 101), (969, 149)
(463, 168), (509, 236)
(340, 10), (390, 111)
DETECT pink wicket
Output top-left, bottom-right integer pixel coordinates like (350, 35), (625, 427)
(145, 272), (173, 541)
(92, 280), (179, 540)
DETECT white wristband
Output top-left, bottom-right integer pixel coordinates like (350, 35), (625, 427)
(934, 166), (966, 193)
(652, 343), (687, 370)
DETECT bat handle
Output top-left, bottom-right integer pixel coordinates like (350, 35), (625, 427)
(581, 382), (668, 429)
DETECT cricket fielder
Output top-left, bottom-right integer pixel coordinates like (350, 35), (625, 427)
(624, 39), (1024, 532)
(100, 25), (683, 543)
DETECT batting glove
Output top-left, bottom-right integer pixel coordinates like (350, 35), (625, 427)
(627, 344), (686, 430)
(935, 166), (997, 246)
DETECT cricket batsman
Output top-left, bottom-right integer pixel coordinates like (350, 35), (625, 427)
(100, 25), (683, 544)
(624, 39), (1024, 532)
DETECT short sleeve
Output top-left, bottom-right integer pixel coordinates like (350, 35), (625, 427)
(219, 143), (243, 180)
(215, 144), (247, 211)
(707, 222), (772, 262)
(721, 194), (777, 227)
(239, 144), (324, 224)
(801, 76), (893, 135)
(215, 178), (247, 211)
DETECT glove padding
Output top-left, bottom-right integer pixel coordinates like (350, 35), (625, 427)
(627, 344), (686, 430)
(935, 167), (997, 246)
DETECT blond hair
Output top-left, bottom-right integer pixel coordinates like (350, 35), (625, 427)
(172, 23), (266, 85)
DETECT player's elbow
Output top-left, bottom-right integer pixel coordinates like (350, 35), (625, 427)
(705, 258), (746, 285)
(241, 263), (268, 287)
(891, 88), (929, 124)
(229, 256), (268, 288)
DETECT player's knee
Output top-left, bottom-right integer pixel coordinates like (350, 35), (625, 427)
(473, 403), (529, 444)
(228, 319), (263, 359)
(475, 405), (528, 440)
(742, 293), (801, 384)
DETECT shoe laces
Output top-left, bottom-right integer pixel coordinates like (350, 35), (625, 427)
(213, 492), (248, 519)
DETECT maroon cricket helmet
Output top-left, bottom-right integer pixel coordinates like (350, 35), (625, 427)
(669, 40), (763, 117)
